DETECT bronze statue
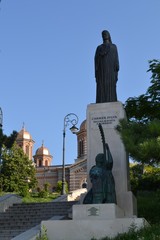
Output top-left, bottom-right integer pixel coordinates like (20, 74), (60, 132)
(83, 123), (117, 204)
(95, 30), (119, 103)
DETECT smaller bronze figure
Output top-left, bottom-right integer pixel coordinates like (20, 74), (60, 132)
(95, 30), (119, 103)
(83, 123), (117, 204)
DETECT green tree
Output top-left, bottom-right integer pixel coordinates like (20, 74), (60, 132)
(1, 143), (37, 195)
(130, 164), (160, 194)
(56, 180), (68, 194)
(117, 119), (160, 165)
(0, 129), (18, 191)
(125, 59), (160, 123)
(0, 129), (17, 149)
(117, 60), (160, 165)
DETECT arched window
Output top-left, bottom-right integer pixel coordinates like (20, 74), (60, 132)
(79, 139), (84, 157)
(45, 160), (48, 166)
(39, 160), (42, 167)
(82, 182), (87, 188)
(82, 178), (87, 188)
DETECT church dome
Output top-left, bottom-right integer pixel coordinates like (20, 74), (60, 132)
(35, 144), (50, 156)
(17, 127), (32, 140)
(80, 120), (86, 131)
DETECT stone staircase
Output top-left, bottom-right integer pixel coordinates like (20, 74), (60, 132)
(0, 201), (77, 240)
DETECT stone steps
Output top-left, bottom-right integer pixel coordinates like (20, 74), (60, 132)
(0, 201), (77, 240)
(0, 210), (70, 217)
(0, 230), (24, 240)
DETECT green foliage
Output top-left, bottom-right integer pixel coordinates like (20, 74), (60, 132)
(137, 191), (160, 225)
(117, 59), (160, 165)
(19, 185), (30, 197)
(117, 119), (160, 165)
(138, 170), (160, 192)
(147, 59), (160, 102)
(56, 180), (68, 193)
(36, 225), (48, 240)
(0, 129), (17, 149)
(130, 164), (160, 194)
(44, 182), (50, 192)
(37, 182), (51, 198)
(56, 180), (62, 192)
(1, 143), (37, 195)
(125, 60), (160, 123)
(38, 190), (49, 198)
(129, 164), (143, 195)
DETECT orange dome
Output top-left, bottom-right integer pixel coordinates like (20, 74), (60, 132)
(35, 144), (50, 156)
(17, 127), (32, 140)
(80, 120), (86, 131)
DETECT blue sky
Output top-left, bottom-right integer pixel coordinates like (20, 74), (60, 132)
(0, 1), (160, 165)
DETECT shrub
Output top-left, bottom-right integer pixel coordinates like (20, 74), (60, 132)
(36, 225), (48, 240)
(56, 180), (68, 194)
(130, 164), (160, 194)
(19, 185), (30, 197)
(44, 182), (50, 192)
(38, 190), (48, 198)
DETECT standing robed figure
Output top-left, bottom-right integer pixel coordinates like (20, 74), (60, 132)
(95, 30), (119, 103)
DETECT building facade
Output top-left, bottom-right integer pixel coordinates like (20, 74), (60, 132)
(16, 120), (87, 192)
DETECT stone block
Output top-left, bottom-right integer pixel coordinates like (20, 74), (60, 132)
(73, 203), (124, 220)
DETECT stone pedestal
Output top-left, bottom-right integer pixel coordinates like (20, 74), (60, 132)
(42, 204), (148, 240)
(41, 102), (149, 240)
(86, 102), (136, 216)
(42, 218), (148, 240)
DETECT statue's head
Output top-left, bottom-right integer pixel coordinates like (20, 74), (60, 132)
(95, 153), (104, 167)
(102, 30), (112, 43)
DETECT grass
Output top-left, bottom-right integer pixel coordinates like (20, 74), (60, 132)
(0, 191), (60, 203)
(22, 192), (60, 203)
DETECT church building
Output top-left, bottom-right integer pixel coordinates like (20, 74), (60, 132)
(16, 120), (87, 192)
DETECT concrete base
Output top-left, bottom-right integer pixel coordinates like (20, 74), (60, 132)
(42, 218), (148, 240)
(41, 204), (149, 240)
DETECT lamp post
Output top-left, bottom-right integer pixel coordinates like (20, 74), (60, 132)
(0, 108), (2, 131)
(61, 113), (79, 195)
